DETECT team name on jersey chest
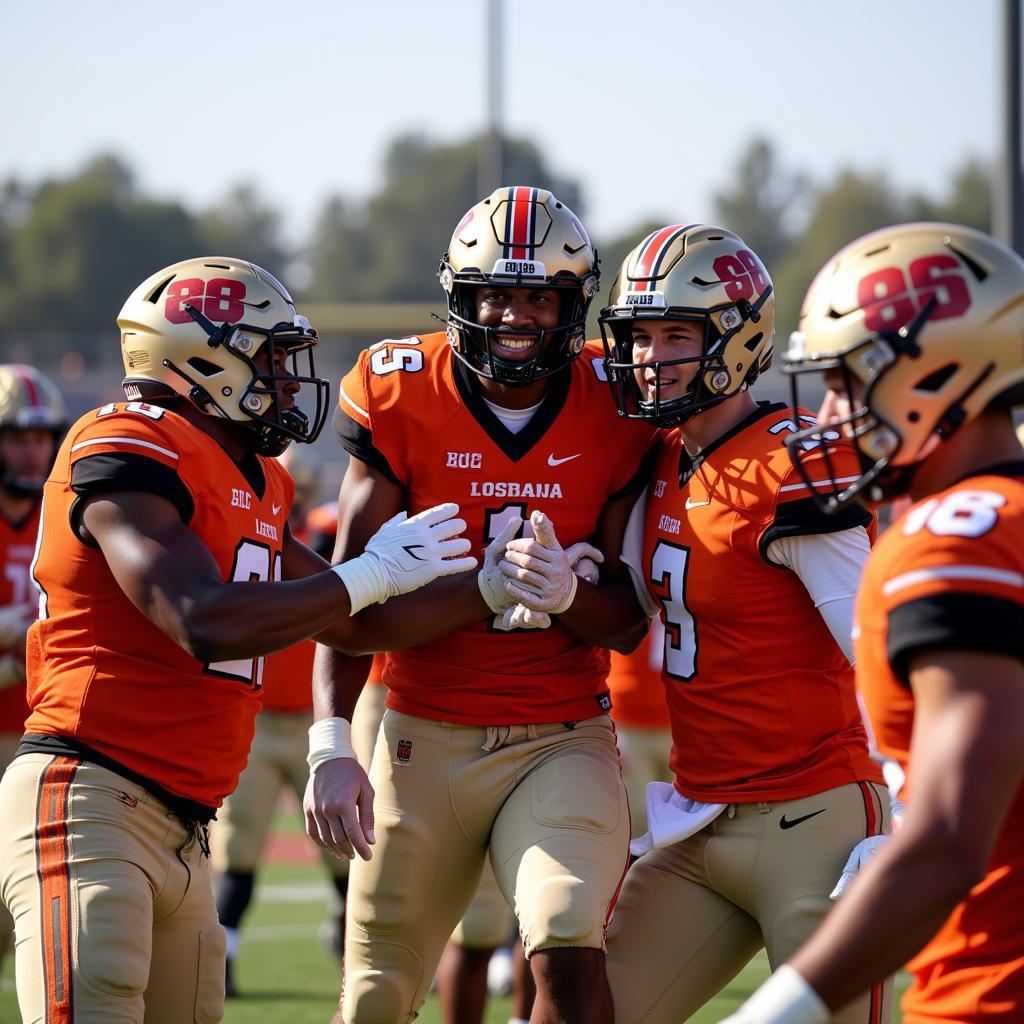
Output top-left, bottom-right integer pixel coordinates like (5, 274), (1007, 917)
(444, 450), (567, 500)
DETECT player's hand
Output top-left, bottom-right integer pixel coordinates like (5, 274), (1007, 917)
(500, 511), (603, 614)
(478, 517), (522, 613)
(0, 602), (35, 648)
(829, 834), (889, 899)
(499, 540), (603, 629)
(338, 502), (478, 613)
(304, 757), (376, 861)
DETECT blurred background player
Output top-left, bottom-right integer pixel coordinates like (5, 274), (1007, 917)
(0, 256), (478, 1024)
(212, 455), (344, 996)
(305, 186), (658, 1024)
(608, 619), (671, 840)
(0, 364), (66, 977)
(592, 225), (891, 1024)
(722, 223), (1024, 1024)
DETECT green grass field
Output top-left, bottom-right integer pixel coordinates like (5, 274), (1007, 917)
(0, 819), (911, 1023)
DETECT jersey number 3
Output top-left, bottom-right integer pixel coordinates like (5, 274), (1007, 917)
(650, 539), (697, 681)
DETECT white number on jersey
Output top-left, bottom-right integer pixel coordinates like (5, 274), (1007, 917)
(650, 539), (697, 681)
(902, 490), (1006, 539)
(369, 337), (424, 376)
(206, 540), (281, 688)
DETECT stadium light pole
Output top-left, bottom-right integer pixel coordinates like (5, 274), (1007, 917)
(478, 0), (504, 196)
(995, 0), (1023, 254)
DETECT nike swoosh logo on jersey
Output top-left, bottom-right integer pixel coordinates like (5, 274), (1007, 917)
(548, 453), (582, 467)
(684, 497), (710, 509)
(779, 809), (826, 830)
(272, 503), (282, 516)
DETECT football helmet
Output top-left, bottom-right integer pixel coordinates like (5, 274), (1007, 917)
(599, 224), (774, 427)
(439, 186), (599, 385)
(117, 257), (329, 456)
(0, 363), (67, 497)
(782, 222), (1024, 509)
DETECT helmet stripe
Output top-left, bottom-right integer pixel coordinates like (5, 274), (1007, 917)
(12, 365), (41, 409)
(631, 224), (698, 290)
(509, 186), (535, 260)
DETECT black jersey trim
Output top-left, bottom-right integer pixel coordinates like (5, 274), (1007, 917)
(70, 453), (195, 544)
(332, 405), (403, 486)
(952, 458), (1024, 487)
(17, 733), (217, 823)
(759, 496), (872, 567)
(237, 452), (266, 501)
(887, 593), (1024, 686)
(452, 355), (572, 463)
(611, 440), (662, 501)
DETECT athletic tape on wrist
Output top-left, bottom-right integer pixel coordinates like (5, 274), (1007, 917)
(331, 554), (386, 615)
(307, 716), (357, 773)
(551, 568), (579, 615)
(737, 965), (829, 1024)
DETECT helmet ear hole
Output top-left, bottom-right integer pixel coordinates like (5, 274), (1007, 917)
(186, 357), (225, 377)
(914, 363), (958, 393)
(743, 331), (764, 352)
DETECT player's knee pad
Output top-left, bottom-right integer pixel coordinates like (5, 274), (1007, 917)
(346, 809), (437, 933)
(525, 873), (604, 951)
(341, 937), (424, 1024)
(76, 880), (153, 996)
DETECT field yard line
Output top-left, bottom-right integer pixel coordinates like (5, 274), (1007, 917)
(256, 881), (333, 902)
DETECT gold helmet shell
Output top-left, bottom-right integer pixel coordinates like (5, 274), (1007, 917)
(599, 224), (774, 427)
(117, 257), (328, 455)
(439, 186), (599, 385)
(783, 222), (1024, 507)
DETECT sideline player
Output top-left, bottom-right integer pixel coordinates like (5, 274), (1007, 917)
(608, 620), (671, 838)
(583, 225), (891, 1024)
(0, 364), (66, 978)
(305, 187), (658, 1024)
(720, 223), (1024, 1023)
(0, 257), (479, 1024)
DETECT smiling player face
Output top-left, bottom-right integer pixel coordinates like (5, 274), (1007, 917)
(475, 285), (562, 363)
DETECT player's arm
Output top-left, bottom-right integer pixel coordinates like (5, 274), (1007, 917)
(303, 457), (501, 859)
(720, 646), (1024, 1023)
(500, 491), (650, 653)
(79, 487), (473, 662)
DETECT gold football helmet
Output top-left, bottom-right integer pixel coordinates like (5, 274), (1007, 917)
(117, 257), (329, 456)
(0, 363), (67, 496)
(783, 222), (1024, 508)
(439, 186), (599, 385)
(599, 224), (774, 427)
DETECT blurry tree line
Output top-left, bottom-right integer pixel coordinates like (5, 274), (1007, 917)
(0, 135), (992, 344)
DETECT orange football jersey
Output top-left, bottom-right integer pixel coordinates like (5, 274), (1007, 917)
(607, 620), (670, 729)
(337, 332), (657, 725)
(855, 466), (1024, 1023)
(640, 403), (882, 802)
(23, 402), (293, 809)
(0, 503), (39, 733)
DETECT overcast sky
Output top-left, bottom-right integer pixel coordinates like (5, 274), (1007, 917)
(3, 1), (1002, 244)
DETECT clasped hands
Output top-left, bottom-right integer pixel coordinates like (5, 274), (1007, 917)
(477, 510), (603, 630)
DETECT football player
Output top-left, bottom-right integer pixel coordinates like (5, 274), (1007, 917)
(0, 257), (479, 1024)
(304, 187), (658, 1024)
(575, 225), (892, 1024)
(720, 223), (1024, 1024)
(0, 364), (66, 978)
(607, 620), (672, 838)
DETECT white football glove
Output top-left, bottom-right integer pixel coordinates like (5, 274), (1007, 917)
(0, 602), (34, 649)
(334, 502), (477, 615)
(829, 833), (889, 899)
(500, 511), (604, 615)
(477, 518), (523, 614)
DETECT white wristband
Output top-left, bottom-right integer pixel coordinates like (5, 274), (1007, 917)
(551, 568), (579, 615)
(734, 966), (828, 1024)
(307, 716), (357, 773)
(331, 554), (387, 615)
